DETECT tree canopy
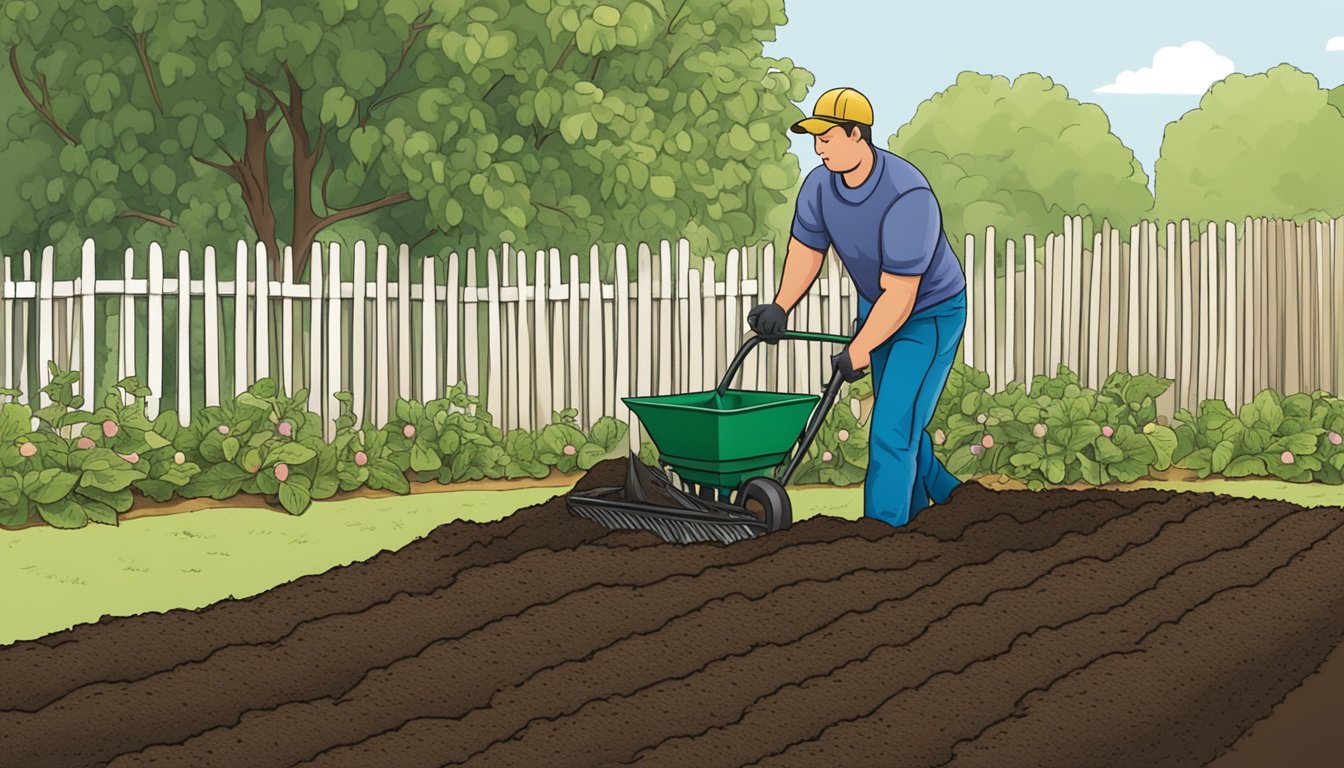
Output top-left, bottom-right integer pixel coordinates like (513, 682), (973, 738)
(1153, 64), (1344, 225)
(0, 0), (811, 276)
(886, 71), (1153, 252)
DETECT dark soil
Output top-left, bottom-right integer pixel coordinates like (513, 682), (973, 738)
(1, 457), (1341, 768)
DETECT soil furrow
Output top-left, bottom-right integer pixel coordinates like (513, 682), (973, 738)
(108, 533), (932, 768)
(395, 494), (1214, 768)
(945, 511), (1344, 767)
(907, 486), (1176, 542)
(622, 497), (1295, 768)
(0, 495), (607, 712)
(748, 507), (1344, 768)
(14, 520), (887, 768)
(284, 490), (1176, 767)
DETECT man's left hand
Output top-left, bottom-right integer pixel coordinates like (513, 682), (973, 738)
(832, 346), (869, 383)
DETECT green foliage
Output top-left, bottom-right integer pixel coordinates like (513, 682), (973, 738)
(1154, 65), (1344, 225)
(887, 72), (1153, 250)
(0, 0), (812, 268)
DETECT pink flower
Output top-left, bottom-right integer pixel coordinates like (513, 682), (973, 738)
(277, 422), (293, 437)
(969, 444), (984, 455)
(981, 434), (994, 449)
(822, 451), (834, 462)
(173, 452), (186, 465)
(354, 451), (368, 466)
(18, 442), (36, 458)
(120, 452), (139, 464)
(1102, 425), (1114, 438)
(218, 424), (230, 435)
(933, 429), (945, 445)
(1281, 451), (1295, 465)
(403, 424), (416, 439)
(102, 420), (119, 438)
(1330, 432), (1342, 446)
(837, 429), (850, 442)
(563, 444), (577, 456)
(1033, 423), (1047, 438)
(76, 437), (95, 450)
(274, 463), (289, 482)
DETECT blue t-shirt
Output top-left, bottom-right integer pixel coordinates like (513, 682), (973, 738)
(790, 147), (966, 315)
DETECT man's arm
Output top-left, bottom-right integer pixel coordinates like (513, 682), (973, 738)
(846, 187), (941, 369)
(847, 272), (920, 368)
(772, 236), (826, 313)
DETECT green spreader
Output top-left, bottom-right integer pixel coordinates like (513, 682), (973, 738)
(567, 330), (854, 545)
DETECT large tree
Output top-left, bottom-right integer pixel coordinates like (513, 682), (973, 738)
(1154, 64), (1344, 224)
(1, 0), (810, 276)
(887, 71), (1153, 252)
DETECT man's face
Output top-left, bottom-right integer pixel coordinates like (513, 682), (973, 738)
(814, 124), (866, 172)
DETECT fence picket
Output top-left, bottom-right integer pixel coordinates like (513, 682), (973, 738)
(176, 249), (192, 425)
(308, 244), (325, 417)
(688, 265), (703, 393)
(119, 248), (135, 402)
(701, 258), (717, 390)
(326, 244), (342, 438)
(984, 226), (998, 390)
(147, 243), (164, 418)
(586, 246), (603, 431)
(281, 247), (295, 397)
(203, 245), (221, 408)
(78, 241), (94, 400)
(397, 244), (412, 403)
(351, 242), (367, 424)
(37, 246), (54, 409)
(487, 250), (504, 425)
(422, 252), (439, 404)
(234, 241), (249, 396)
(464, 248), (480, 402)
(964, 233), (976, 369)
(513, 247), (531, 430)
(374, 244), (390, 423)
(659, 242), (673, 395)
(255, 243), (270, 383)
(1023, 235), (1035, 386)
(533, 250), (551, 428)
(444, 251), (459, 392)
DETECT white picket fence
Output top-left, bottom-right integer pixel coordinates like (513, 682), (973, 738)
(0, 238), (860, 448)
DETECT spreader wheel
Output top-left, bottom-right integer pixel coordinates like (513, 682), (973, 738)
(735, 477), (792, 533)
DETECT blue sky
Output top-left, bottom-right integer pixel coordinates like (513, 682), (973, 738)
(764, 0), (1344, 186)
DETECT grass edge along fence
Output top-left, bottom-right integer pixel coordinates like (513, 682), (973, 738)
(5, 356), (1344, 531)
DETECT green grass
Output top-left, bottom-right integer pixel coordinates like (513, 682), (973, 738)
(3, 476), (1341, 647)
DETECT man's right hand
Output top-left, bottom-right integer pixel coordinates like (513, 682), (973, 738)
(747, 303), (788, 342)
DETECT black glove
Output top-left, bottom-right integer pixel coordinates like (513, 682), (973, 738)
(831, 347), (867, 383)
(747, 302), (788, 342)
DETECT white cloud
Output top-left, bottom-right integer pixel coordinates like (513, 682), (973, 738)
(1095, 41), (1235, 95)
(1328, 36), (1344, 51)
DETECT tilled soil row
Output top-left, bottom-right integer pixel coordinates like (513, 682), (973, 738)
(0, 460), (631, 712)
(3, 460), (1339, 768)
(291, 491), (1207, 768)
(112, 479), (1152, 768)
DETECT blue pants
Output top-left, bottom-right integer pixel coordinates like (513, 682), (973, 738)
(856, 290), (966, 526)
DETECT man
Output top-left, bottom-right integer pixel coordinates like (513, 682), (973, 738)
(748, 87), (968, 527)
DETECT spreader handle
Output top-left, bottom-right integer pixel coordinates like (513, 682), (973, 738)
(716, 330), (852, 398)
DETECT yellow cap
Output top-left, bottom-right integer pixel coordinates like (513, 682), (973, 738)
(790, 87), (874, 135)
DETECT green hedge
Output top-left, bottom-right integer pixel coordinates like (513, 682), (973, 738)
(791, 362), (1344, 490)
(6, 360), (1343, 530)
(0, 365), (627, 529)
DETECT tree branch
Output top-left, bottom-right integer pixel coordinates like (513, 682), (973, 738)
(531, 199), (576, 225)
(8, 46), (77, 145)
(666, 0), (690, 34)
(318, 192), (413, 230)
(482, 74), (508, 101)
(590, 55), (603, 81)
(321, 157), (336, 212)
(358, 11), (430, 127)
(116, 210), (177, 228)
(214, 137), (241, 166)
(192, 154), (242, 182)
(534, 127), (559, 150)
(119, 27), (164, 114)
(244, 72), (289, 119)
(551, 36), (576, 72)
(410, 228), (441, 249)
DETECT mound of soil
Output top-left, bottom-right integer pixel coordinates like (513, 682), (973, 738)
(2, 457), (1342, 767)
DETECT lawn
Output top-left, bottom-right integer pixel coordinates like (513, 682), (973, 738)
(2, 477), (1340, 646)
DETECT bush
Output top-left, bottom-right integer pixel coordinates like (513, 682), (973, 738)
(0, 367), (629, 528)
